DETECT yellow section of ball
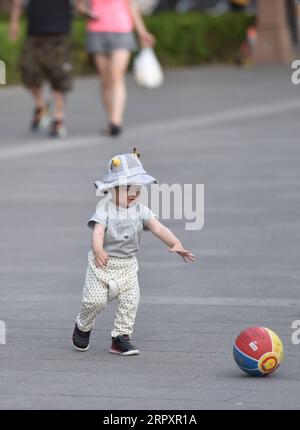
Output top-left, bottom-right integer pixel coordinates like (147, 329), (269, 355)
(264, 327), (284, 362)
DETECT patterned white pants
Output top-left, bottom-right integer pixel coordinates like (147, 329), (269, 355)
(76, 250), (140, 338)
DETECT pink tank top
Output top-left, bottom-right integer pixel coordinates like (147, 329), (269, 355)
(87, 0), (133, 33)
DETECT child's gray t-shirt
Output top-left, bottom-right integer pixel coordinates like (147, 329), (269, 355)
(88, 200), (157, 258)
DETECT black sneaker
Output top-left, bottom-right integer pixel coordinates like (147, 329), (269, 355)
(49, 119), (68, 138)
(72, 323), (91, 351)
(110, 334), (139, 356)
(31, 103), (51, 132)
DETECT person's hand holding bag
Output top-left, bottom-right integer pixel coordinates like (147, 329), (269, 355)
(138, 30), (156, 48)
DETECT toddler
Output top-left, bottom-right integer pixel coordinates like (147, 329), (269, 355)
(72, 150), (195, 355)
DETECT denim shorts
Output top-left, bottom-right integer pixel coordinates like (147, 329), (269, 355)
(86, 31), (138, 54)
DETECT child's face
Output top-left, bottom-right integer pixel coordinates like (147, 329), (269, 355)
(114, 185), (141, 208)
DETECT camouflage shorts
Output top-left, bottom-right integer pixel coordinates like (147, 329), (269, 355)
(20, 35), (73, 92)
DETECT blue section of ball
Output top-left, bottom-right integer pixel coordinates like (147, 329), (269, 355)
(233, 345), (262, 376)
(240, 368), (263, 377)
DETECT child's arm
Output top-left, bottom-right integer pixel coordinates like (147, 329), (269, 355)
(92, 223), (109, 268)
(9, 0), (22, 41)
(146, 218), (196, 263)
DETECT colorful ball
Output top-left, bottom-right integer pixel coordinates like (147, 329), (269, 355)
(233, 327), (284, 376)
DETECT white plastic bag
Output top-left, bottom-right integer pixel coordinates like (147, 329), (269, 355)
(133, 48), (164, 88)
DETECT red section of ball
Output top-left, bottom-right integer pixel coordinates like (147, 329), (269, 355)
(235, 327), (273, 360)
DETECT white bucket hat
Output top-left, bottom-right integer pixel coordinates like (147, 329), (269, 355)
(94, 149), (156, 193)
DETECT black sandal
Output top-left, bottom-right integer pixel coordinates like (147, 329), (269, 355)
(100, 123), (122, 137)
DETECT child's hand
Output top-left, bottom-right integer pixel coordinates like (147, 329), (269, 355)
(94, 250), (109, 268)
(169, 243), (196, 263)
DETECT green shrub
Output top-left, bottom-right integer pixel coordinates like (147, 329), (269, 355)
(144, 12), (253, 66)
(0, 18), (26, 83)
(0, 12), (253, 85)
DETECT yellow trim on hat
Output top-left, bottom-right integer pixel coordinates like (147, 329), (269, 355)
(111, 158), (121, 167)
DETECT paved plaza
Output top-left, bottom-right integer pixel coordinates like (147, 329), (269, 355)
(0, 65), (300, 409)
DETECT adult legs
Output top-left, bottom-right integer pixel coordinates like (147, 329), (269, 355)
(29, 86), (46, 110)
(94, 54), (114, 122)
(27, 86), (50, 131)
(94, 50), (131, 131)
(52, 90), (66, 121)
(109, 49), (131, 126)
